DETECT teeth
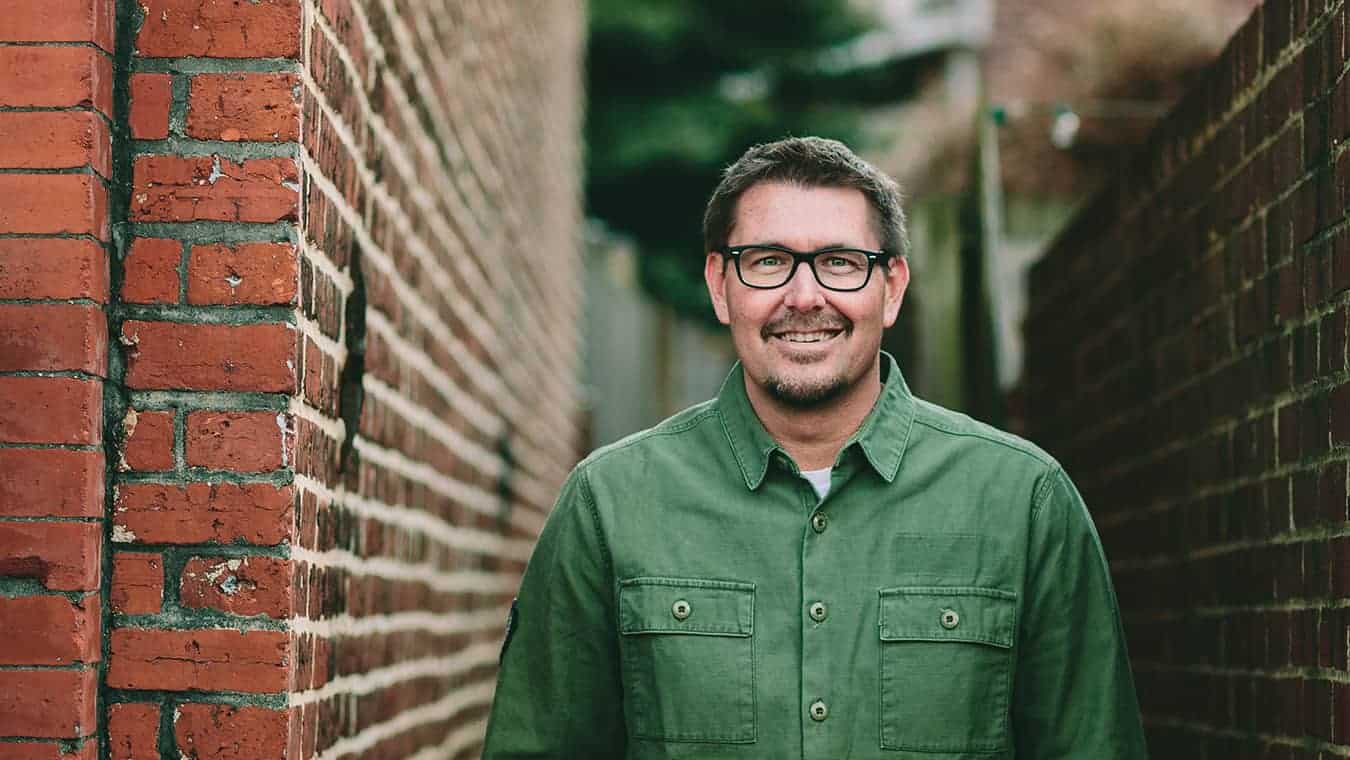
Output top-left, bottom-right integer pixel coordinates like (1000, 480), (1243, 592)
(779, 331), (836, 343)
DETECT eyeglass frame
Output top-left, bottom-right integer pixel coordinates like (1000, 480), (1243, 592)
(716, 243), (893, 292)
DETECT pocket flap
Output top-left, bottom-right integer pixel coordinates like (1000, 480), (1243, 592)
(879, 586), (1016, 648)
(619, 577), (754, 636)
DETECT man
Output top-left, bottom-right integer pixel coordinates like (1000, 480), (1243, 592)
(483, 137), (1147, 759)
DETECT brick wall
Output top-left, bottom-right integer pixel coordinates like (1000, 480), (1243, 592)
(0, 0), (113, 757)
(1022, 0), (1350, 755)
(0, 0), (584, 757)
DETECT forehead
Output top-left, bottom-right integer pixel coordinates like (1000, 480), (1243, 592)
(730, 181), (878, 249)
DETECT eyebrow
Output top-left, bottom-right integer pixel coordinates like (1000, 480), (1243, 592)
(748, 241), (860, 251)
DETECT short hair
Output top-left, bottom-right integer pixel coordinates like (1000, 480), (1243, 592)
(702, 136), (908, 258)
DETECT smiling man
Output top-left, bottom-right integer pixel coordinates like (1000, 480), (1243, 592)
(483, 137), (1148, 759)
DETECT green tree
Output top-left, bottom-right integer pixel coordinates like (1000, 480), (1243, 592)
(586, 0), (874, 323)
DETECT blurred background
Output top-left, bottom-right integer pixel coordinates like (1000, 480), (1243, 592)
(580, 0), (1260, 449)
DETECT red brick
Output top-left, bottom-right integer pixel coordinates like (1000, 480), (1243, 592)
(137, 0), (300, 58)
(122, 320), (296, 392)
(0, 377), (102, 445)
(0, 174), (108, 237)
(120, 408), (175, 472)
(180, 556), (291, 617)
(0, 449), (103, 518)
(0, 111), (111, 176)
(0, 46), (112, 114)
(186, 411), (286, 471)
(188, 73), (300, 142)
(122, 237), (181, 304)
(0, 593), (99, 665)
(0, 239), (107, 302)
(0, 521), (101, 591)
(0, 304), (106, 374)
(114, 482), (293, 545)
(131, 155), (298, 223)
(111, 553), (164, 615)
(0, 669), (96, 738)
(176, 704), (288, 759)
(107, 628), (289, 692)
(108, 703), (159, 760)
(0, 742), (95, 760)
(188, 242), (298, 305)
(129, 72), (172, 140)
(0, 0), (115, 51)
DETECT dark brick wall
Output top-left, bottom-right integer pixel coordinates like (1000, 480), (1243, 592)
(1023, 0), (1350, 755)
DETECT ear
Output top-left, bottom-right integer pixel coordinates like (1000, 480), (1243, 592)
(881, 255), (910, 329)
(704, 252), (732, 325)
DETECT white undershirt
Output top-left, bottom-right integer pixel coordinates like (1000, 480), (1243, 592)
(800, 467), (833, 501)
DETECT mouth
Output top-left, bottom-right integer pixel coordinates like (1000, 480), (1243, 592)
(769, 329), (844, 344)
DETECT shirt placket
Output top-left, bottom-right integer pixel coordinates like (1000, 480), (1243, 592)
(800, 459), (843, 758)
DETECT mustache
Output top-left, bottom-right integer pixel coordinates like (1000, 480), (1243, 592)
(761, 313), (851, 339)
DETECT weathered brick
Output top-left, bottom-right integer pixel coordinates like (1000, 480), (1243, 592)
(113, 482), (293, 545)
(0, 239), (107, 302)
(111, 553), (164, 615)
(0, 174), (108, 237)
(129, 72), (172, 141)
(0, 0), (114, 51)
(122, 320), (297, 393)
(0, 448), (104, 518)
(108, 702), (159, 760)
(188, 242), (298, 305)
(0, 111), (111, 175)
(0, 742), (96, 760)
(120, 408), (175, 472)
(180, 555), (291, 617)
(175, 704), (288, 759)
(188, 73), (300, 142)
(0, 669), (96, 738)
(0, 304), (106, 374)
(121, 237), (181, 304)
(0, 376), (102, 445)
(136, 0), (301, 59)
(107, 628), (289, 692)
(186, 411), (287, 471)
(131, 155), (298, 223)
(0, 593), (99, 665)
(0, 46), (113, 113)
(0, 520), (101, 591)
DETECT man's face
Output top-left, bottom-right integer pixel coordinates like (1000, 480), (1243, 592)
(705, 181), (909, 409)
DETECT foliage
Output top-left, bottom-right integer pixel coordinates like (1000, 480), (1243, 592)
(586, 0), (875, 323)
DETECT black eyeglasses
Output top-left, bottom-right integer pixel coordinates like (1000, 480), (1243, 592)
(718, 244), (891, 292)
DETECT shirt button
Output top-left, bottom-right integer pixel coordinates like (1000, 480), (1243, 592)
(810, 511), (828, 533)
(672, 600), (691, 620)
(940, 608), (960, 629)
(809, 601), (828, 622)
(809, 699), (829, 722)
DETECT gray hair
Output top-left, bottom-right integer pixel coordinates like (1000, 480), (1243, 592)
(702, 136), (908, 258)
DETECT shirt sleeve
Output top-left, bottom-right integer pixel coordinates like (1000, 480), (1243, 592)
(1012, 466), (1149, 759)
(482, 466), (626, 758)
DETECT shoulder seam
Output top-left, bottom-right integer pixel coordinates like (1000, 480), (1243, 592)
(1030, 464), (1062, 520)
(577, 467), (614, 580)
(913, 415), (1056, 467)
(584, 407), (720, 465)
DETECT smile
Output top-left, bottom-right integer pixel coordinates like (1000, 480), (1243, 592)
(771, 329), (843, 344)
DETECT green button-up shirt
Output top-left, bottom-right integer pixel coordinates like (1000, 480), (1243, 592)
(484, 355), (1147, 759)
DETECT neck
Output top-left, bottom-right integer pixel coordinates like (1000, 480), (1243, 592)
(744, 360), (883, 471)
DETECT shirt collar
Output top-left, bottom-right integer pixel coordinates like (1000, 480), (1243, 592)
(716, 351), (917, 490)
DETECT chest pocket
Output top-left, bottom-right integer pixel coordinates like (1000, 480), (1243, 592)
(618, 577), (756, 744)
(878, 586), (1016, 753)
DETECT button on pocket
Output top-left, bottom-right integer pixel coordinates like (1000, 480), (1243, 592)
(878, 586), (1016, 752)
(620, 577), (756, 744)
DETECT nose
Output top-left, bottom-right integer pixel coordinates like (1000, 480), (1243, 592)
(782, 258), (826, 311)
